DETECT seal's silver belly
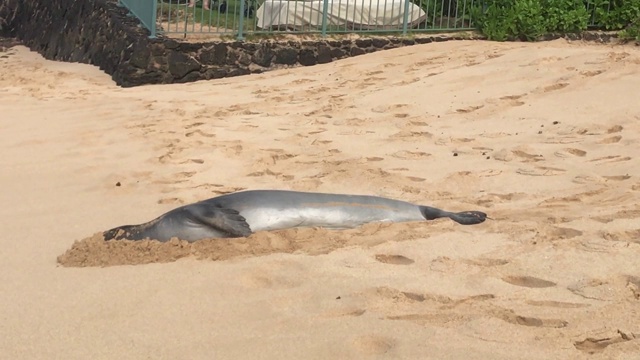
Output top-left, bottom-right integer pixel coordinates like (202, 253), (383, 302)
(231, 195), (426, 232)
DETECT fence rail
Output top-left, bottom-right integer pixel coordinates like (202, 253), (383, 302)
(119, 0), (615, 40)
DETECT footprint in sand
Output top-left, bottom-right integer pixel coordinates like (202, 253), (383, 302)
(455, 104), (484, 113)
(589, 155), (631, 163)
(557, 148), (587, 157)
(175, 171), (196, 179)
(574, 330), (637, 354)
(158, 197), (184, 205)
(526, 300), (589, 308)
(184, 122), (204, 129)
(598, 135), (622, 144)
(181, 158), (204, 164)
(393, 77), (421, 86)
(247, 169), (294, 181)
(499, 93), (527, 106)
(512, 150), (544, 162)
(592, 209), (640, 223)
(389, 131), (433, 140)
(607, 125), (624, 133)
(501, 275), (556, 288)
(601, 229), (640, 244)
(352, 335), (396, 355)
(540, 82), (570, 93)
(495, 310), (568, 328)
(371, 103), (409, 113)
(463, 257), (509, 267)
(566, 276), (640, 301)
(374, 254), (415, 265)
(602, 175), (631, 181)
(526, 56), (568, 66)
(192, 184), (246, 194)
(516, 166), (566, 176)
(579, 69), (605, 77)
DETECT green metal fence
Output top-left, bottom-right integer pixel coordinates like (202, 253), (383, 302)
(118, 0), (158, 37)
(119, 0), (615, 40)
(149, 0), (475, 39)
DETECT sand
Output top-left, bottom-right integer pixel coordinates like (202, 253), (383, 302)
(1, 38), (639, 359)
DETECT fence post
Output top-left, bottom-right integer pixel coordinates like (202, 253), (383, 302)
(321, 0), (329, 37)
(150, 0), (157, 38)
(402, 0), (410, 35)
(237, 0), (246, 40)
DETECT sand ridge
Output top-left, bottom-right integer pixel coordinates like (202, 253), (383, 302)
(1, 39), (640, 358)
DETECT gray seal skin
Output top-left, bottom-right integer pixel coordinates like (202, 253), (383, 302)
(103, 190), (487, 242)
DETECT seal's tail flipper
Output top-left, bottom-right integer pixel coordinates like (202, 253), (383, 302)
(187, 204), (253, 237)
(419, 206), (487, 225)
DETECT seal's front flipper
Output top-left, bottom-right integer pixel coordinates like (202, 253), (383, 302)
(187, 204), (253, 237)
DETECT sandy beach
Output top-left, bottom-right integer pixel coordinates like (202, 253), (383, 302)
(1, 39), (639, 359)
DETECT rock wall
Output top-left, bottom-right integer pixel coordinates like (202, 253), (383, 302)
(0, 0), (621, 87)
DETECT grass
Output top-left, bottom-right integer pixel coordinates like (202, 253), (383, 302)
(157, 0), (258, 33)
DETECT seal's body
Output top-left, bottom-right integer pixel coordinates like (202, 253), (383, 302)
(103, 190), (486, 242)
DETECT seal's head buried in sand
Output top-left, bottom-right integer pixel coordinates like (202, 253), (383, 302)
(103, 190), (487, 242)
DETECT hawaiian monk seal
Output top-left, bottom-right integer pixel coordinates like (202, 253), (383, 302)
(103, 190), (487, 242)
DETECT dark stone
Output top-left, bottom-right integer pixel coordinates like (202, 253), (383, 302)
(415, 37), (433, 44)
(539, 33), (556, 41)
(350, 47), (365, 56)
(355, 38), (372, 48)
(228, 68), (250, 77)
(198, 43), (227, 65)
(253, 43), (274, 67)
(317, 45), (332, 64)
(135, 70), (165, 84)
(371, 38), (389, 48)
(175, 70), (202, 83)
(275, 47), (298, 65)
(150, 56), (169, 72)
(331, 48), (346, 59)
(237, 52), (252, 66)
(242, 42), (257, 53)
(168, 51), (201, 78)
(401, 39), (415, 45)
(178, 42), (204, 53)
(299, 49), (317, 66)
(600, 34), (613, 42)
(129, 41), (150, 69)
(204, 68), (229, 79)
(433, 36), (447, 42)
(227, 50), (239, 64)
(565, 33), (580, 41)
(164, 39), (180, 49)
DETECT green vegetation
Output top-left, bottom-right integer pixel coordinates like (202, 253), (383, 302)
(473, 0), (640, 41)
(156, 0), (258, 32)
